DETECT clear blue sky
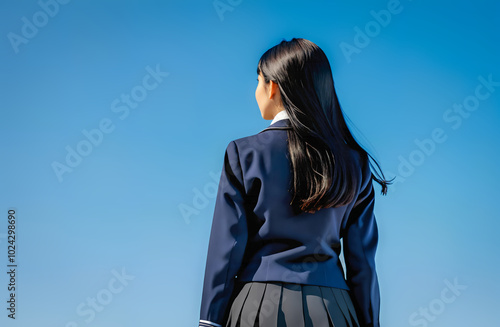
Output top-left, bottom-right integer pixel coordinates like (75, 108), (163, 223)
(1, 0), (499, 326)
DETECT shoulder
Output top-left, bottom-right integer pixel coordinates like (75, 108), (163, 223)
(228, 119), (292, 154)
(220, 120), (291, 177)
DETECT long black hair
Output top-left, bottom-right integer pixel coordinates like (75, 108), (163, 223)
(257, 38), (392, 214)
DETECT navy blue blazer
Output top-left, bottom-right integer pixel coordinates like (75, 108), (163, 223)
(199, 118), (380, 327)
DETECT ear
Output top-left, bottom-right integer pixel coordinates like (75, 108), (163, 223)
(267, 80), (280, 100)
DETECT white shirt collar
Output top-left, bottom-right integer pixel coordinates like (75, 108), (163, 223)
(270, 110), (289, 125)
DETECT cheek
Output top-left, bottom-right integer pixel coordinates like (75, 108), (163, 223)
(255, 85), (263, 103)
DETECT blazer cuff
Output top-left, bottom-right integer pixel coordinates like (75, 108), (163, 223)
(199, 320), (222, 327)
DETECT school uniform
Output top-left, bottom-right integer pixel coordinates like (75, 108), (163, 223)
(199, 111), (380, 327)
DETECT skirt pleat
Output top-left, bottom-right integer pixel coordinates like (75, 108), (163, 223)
(281, 283), (305, 327)
(225, 282), (360, 327)
(259, 282), (281, 324)
(320, 286), (348, 327)
(239, 282), (267, 327)
(340, 289), (361, 327)
(227, 282), (253, 327)
(302, 285), (330, 327)
(333, 287), (355, 327)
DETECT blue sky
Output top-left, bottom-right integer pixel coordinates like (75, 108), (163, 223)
(1, 0), (499, 326)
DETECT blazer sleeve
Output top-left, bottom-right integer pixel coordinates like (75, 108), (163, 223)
(199, 140), (249, 327)
(342, 159), (380, 327)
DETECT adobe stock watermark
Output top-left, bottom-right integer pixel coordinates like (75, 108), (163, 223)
(63, 267), (135, 327)
(408, 277), (467, 327)
(387, 73), (499, 191)
(178, 170), (220, 225)
(213, 0), (243, 22)
(51, 64), (169, 183)
(340, 0), (415, 63)
(7, 0), (72, 54)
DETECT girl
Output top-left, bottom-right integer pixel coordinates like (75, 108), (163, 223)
(199, 38), (391, 327)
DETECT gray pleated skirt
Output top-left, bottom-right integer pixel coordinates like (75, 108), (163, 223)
(225, 281), (360, 327)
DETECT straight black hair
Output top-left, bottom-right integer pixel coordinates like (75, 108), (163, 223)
(257, 38), (393, 214)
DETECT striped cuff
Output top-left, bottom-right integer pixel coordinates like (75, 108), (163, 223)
(199, 320), (222, 327)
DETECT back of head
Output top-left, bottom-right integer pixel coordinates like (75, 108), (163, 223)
(257, 38), (390, 214)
